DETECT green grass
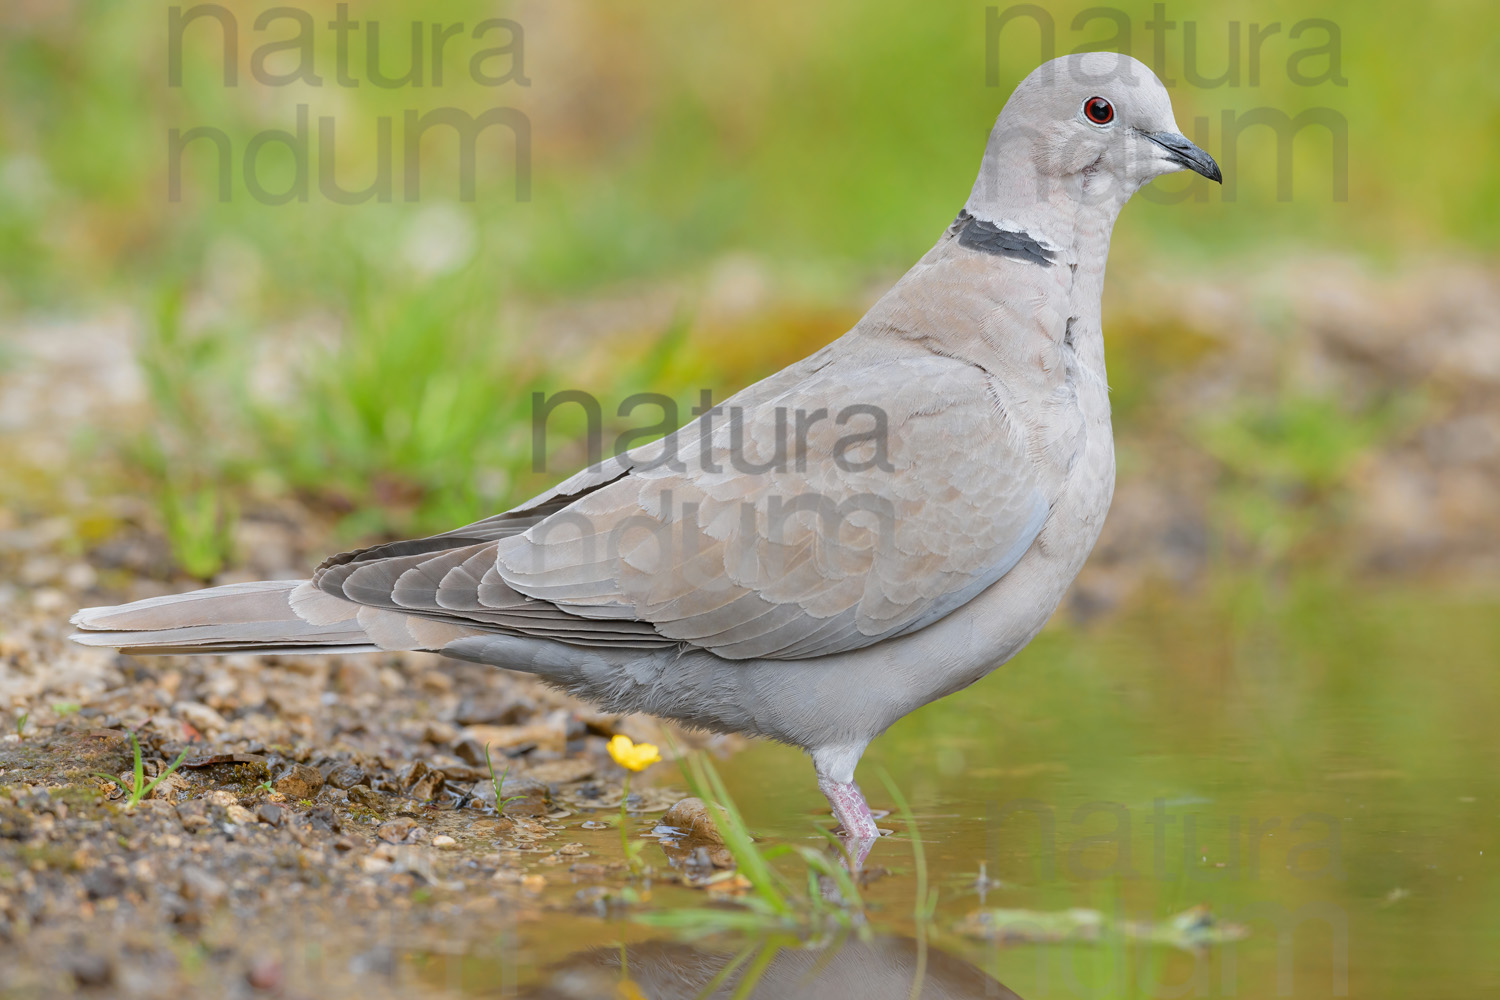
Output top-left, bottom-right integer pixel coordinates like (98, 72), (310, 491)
(1191, 388), (1426, 565)
(634, 750), (869, 941)
(879, 771), (938, 1000)
(482, 743), (529, 813)
(1196, 390), (1420, 494)
(124, 256), (709, 569)
(126, 267), (541, 558)
(94, 733), (191, 810)
(610, 753), (966, 999)
(157, 479), (238, 580)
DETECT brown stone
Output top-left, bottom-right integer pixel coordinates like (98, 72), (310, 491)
(659, 797), (725, 844)
(377, 817), (419, 844)
(324, 762), (367, 790)
(459, 722), (566, 755)
(409, 771), (444, 802)
(273, 763), (324, 800)
(347, 785), (382, 808)
(523, 758), (594, 785)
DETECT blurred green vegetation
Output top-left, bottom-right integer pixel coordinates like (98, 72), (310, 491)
(1, 0), (1496, 567)
(2, 0), (1496, 310)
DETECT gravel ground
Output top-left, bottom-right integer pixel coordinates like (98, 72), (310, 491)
(0, 548), (735, 998)
(0, 433), (731, 997)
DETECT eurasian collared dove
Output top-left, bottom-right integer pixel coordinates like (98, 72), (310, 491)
(72, 53), (1220, 858)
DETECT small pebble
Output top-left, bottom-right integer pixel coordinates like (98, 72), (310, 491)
(659, 797), (726, 845)
(173, 701), (228, 735)
(417, 670), (454, 694)
(432, 835), (458, 849)
(377, 817), (419, 844)
(68, 952), (113, 988)
(347, 785), (382, 808)
(176, 800), (210, 831)
(82, 867), (124, 900)
(410, 772), (445, 802)
(246, 956), (283, 991)
(274, 763), (324, 799)
(325, 762), (367, 790)
(452, 737), (490, 766)
(179, 866), (228, 906)
(423, 720), (460, 744)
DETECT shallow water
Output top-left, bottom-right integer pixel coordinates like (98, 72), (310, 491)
(422, 578), (1500, 998)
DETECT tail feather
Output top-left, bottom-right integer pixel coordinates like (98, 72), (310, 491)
(71, 580), (382, 655)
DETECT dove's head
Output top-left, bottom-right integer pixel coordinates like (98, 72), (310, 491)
(969, 52), (1220, 223)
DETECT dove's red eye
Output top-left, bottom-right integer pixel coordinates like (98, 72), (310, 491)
(1083, 97), (1114, 125)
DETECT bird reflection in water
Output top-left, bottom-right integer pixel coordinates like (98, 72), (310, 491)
(518, 934), (1022, 999)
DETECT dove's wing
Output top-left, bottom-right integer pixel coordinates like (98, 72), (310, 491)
(311, 350), (833, 574)
(312, 345), (1051, 661)
(495, 352), (1049, 659)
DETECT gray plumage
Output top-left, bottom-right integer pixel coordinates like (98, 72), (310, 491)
(71, 53), (1220, 851)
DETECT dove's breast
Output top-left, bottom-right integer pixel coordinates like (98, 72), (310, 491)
(683, 253), (1121, 744)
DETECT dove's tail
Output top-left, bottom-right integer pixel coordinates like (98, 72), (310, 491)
(69, 579), (392, 656)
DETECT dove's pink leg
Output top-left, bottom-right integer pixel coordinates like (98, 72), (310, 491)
(819, 776), (880, 868)
(813, 746), (880, 868)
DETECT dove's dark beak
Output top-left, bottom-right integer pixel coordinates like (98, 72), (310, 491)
(1144, 131), (1222, 183)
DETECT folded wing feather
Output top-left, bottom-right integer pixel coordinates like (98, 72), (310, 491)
(309, 353), (1050, 660)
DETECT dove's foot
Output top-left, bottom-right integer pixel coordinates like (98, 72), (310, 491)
(820, 776), (881, 868)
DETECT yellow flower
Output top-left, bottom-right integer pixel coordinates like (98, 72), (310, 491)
(616, 979), (649, 1000)
(608, 735), (661, 772)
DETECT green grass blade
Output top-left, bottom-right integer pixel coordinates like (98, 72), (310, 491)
(878, 769), (932, 1000)
(679, 752), (791, 914)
